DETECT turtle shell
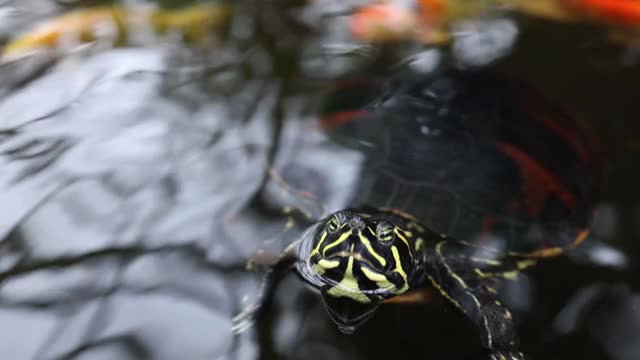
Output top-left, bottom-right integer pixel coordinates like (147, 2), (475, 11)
(319, 69), (603, 254)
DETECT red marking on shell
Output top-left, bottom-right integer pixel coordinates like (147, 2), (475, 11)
(320, 110), (370, 129)
(513, 81), (604, 179)
(497, 142), (577, 216)
(481, 215), (500, 233)
(527, 107), (592, 165)
(384, 288), (432, 304)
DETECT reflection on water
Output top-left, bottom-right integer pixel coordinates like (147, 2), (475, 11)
(0, 1), (639, 360)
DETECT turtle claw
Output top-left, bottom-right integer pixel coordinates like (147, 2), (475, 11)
(490, 350), (525, 360)
(231, 303), (260, 334)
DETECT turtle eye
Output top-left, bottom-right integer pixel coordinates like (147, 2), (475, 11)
(376, 222), (395, 244)
(326, 215), (341, 234)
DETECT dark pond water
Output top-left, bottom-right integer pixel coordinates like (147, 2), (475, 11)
(1, 1), (639, 360)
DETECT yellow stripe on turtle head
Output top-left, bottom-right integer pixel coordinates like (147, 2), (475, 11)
(326, 245), (370, 303)
(360, 266), (396, 292)
(393, 228), (413, 259)
(322, 229), (352, 256)
(357, 232), (386, 267)
(313, 258), (341, 275)
(310, 230), (327, 257)
(391, 245), (409, 294)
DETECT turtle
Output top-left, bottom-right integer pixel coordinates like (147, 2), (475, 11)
(233, 68), (603, 360)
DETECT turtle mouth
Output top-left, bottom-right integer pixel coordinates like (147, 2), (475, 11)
(320, 289), (381, 334)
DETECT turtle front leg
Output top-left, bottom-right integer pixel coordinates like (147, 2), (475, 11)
(424, 240), (525, 360)
(232, 241), (299, 334)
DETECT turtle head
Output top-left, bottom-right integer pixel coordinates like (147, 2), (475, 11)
(296, 208), (425, 333)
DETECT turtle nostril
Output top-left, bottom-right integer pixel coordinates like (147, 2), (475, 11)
(349, 218), (365, 229)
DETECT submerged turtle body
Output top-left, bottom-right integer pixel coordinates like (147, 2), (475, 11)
(246, 69), (603, 360)
(330, 70), (601, 253)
